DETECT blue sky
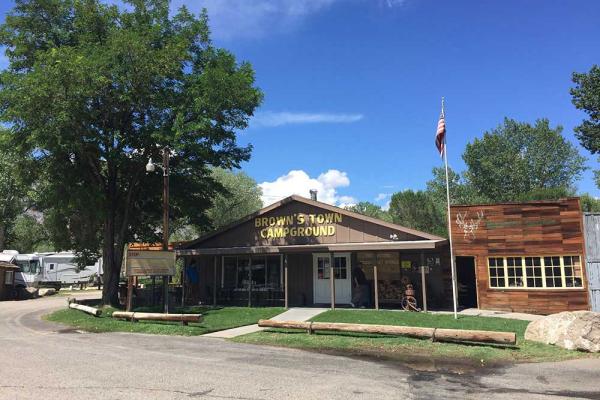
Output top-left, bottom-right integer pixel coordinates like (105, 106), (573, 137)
(2, 0), (600, 207)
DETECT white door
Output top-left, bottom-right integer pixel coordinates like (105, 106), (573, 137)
(313, 253), (352, 304)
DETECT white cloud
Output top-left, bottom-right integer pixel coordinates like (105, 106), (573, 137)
(385, 0), (406, 7)
(259, 169), (353, 206)
(174, 0), (408, 40)
(382, 200), (391, 211)
(374, 193), (389, 202)
(338, 195), (358, 208)
(177, 0), (338, 40)
(251, 111), (364, 128)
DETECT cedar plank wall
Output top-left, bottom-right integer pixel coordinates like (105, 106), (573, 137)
(450, 198), (589, 314)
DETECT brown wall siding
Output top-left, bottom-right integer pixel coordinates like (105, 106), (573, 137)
(287, 254), (313, 306)
(450, 198), (589, 314)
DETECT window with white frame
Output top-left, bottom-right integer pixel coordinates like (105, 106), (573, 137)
(488, 257), (506, 288)
(4, 270), (14, 285)
(563, 256), (584, 287)
(488, 256), (583, 289)
(506, 257), (524, 287)
(525, 257), (543, 288)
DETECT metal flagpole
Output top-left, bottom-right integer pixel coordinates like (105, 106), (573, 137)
(441, 97), (459, 319)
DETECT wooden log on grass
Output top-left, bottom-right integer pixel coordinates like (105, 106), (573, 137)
(111, 311), (202, 325)
(432, 328), (516, 345)
(257, 319), (516, 345)
(68, 302), (102, 317)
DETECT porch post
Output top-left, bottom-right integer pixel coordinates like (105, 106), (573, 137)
(284, 254), (289, 309)
(329, 252), (335, 310)
(213, 256), (217, 306)
(373, 265), (379, 310)
(181, 259), (185, 308)
(126, 276), (133, 312)
(420, 252), (428, 312)
(248, 256), (253, 307)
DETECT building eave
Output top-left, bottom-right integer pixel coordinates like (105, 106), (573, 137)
(176, 239), (448, 256)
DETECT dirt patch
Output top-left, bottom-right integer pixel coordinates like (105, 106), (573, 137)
(306, 347), (511, 375)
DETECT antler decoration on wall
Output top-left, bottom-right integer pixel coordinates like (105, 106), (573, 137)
(455, 210), (484, 240)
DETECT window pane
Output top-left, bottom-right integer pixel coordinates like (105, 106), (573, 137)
(514, 258), (522, 267)
(223, 257), (237, 288)
(318, 257), (330, 279)
(488, 258), (506, 288)
(251, 257), (266, 288)
(237, 257), (250, 288)
(334, 256), (347, 279)
(266, 256), (281, 288)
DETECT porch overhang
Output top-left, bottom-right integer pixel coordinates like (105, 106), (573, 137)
(176, 239), (448, 256)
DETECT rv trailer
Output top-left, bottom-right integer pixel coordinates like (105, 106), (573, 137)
(6, 251), (102, 290)
(41, 253), (101, 289)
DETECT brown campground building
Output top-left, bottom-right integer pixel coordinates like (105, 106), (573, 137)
(179, 195), (452, 309)
(178, 195), (592, 315)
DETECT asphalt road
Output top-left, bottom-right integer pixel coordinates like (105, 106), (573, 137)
(1, 294), (599, 400)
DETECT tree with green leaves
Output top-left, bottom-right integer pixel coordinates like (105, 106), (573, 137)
(0, 0), (262, 305)
(579, 193), (600, 213)
(388, 190), (446, 236)
(0, 145), (34, 251)
(206, 168), (263, 231)
(345, 201), (392, 222)
(171, 167), (263, 241)
(462, 118), (586, 202)
(571, 65), (600, 187)
(6, 213), (51, 253)
(426, 166), (487, 206)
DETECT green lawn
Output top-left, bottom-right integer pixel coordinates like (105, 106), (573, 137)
(46, 305), (284, 336)
(233, 309), (596, 363)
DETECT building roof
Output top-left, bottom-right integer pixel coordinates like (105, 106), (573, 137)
(180, 194), (446, 250)
(0, 261), (19, 270)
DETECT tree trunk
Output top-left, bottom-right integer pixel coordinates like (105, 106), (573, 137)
(101, 217), (120, 306)
(100, 162), (136, 307)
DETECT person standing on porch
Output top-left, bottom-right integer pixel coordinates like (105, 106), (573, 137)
(352, 266), (370, 308)
(185, 258), (199, 303)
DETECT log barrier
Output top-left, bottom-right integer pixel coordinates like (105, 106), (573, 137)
(257, 319), (516, 346)
(67, 299), (102, 317)
(111, 311), (203, 325)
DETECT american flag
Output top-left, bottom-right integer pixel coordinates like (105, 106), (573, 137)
(435, 110), (446, 157)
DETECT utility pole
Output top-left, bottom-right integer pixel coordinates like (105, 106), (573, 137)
(162, 147), (170, 314)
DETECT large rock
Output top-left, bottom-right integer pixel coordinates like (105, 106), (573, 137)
(525, 311), (600, 352)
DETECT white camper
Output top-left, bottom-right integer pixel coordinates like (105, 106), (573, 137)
(42, 253), (101, 289)
(14, 253), (43, 288)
